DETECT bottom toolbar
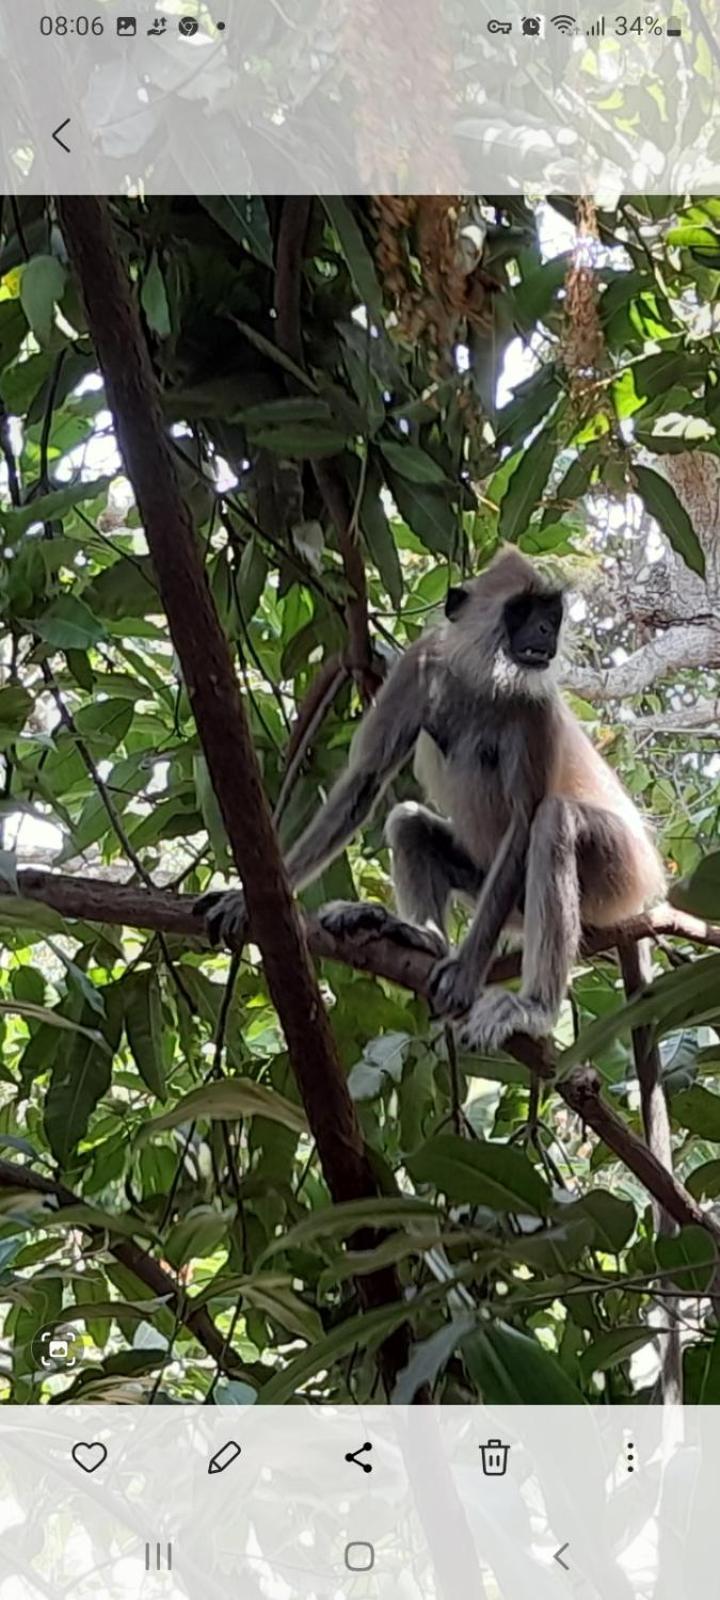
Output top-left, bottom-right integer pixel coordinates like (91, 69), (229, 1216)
(0, 1406), (711, 1597)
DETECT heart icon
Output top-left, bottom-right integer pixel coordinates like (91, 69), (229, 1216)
(71, 1441), (108, 1474)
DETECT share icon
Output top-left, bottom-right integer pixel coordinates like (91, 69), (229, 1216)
(345, 1441), (373, 1473)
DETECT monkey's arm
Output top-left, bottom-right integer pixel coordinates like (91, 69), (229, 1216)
(196, 644), (431, 946)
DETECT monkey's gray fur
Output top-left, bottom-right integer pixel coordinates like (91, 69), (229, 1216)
(197, 548), (665, 1051)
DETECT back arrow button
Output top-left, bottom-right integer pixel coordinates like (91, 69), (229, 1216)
(553, 1543), (570, 1571)
(52, 119), (71, 153)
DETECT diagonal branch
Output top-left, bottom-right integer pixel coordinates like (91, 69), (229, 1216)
(11, 867), (720, 981)
(564, 622), (720, 702)
(618, 937), (682, 1404)
(56, 196), (416, 1399)
(0, 1158), (248, 1375)
(7, 865), (720, 1246)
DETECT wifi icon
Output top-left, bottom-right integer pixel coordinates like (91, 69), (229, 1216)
(551, 12), (576, 30)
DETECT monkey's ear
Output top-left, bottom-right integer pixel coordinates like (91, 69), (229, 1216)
(445, 585), (469, 621)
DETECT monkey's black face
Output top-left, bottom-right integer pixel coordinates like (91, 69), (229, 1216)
(503, 590), (563, 669)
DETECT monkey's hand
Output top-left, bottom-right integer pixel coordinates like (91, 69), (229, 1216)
(318, 901), (445, 956)
(426, 953), (480, 1020)
(194, 888), (249, 949)
(458, 988), (556, 1052)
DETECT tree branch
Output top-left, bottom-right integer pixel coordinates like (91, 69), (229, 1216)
(7, 864), (720, 1246)
(0, 1158), (247, 1376)
(618, 937), (682, 1404)
(56, 196), (416, 1399)
(11, 868), (720, 979)
(274, 197), (379, 696)
(564, 622), (720, 702)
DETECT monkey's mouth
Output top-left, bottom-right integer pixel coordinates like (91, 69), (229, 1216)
(513, 647), (554, 669)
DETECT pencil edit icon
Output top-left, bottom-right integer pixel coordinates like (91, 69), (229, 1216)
(208, 1440), (242, 1475)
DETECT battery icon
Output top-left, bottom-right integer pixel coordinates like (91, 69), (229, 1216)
(667, 19), (681, 32)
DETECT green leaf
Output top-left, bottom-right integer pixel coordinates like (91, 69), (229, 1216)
(124, 971), (166, 1100)
(32, 595), (105, 650)
(687, 1160), (720, 1201)
(671, 851), (720, 920)
(141, 1079), (307, 1139)
(360, 467), (403, 604)
(498, 422), (558, 540)
(579, 1325), (655, 1377)
(569, 1190), (636, 1253)
(0, 999), (110, 1047)
(392, 1314), (477, 1403)
(0, 895), (67, 936)
(74, 698), (134, 753)
(0, 476), (113, 537)
(633, 464), (705, 577)
(84, 556), (158, 621)
(44, 995), (122, 1165)
(236, 535), (268, 622)
(256, 1301), (416, 1404)
(666, 223), (720, 250)
(200, 196), (273, 267)
(0, 299), (28, 376)
(257, 1197), (436, 1265)
(559, 955), (720, 1071)
(241, 397), (334, 429)
(385, 471), (456, 556)
(323, 198), (384, 326)
(495, 368), (561, 451)
(379, 442), (449, 485)
(406, 1135), (551, 1215)
(672, 1085), (720, 1140)
(20, 255), (66, 346)
(165, 1207), (229, 1269)
(141, 254), (171, 339)
(656, 1225), (717, 1293)
(242, 1278), (323, 1344)
(0, 687), (32, 750)
(250, 423), (349, 458)
(463, 1320), (586, 1403)
(193, 754), (230, 873)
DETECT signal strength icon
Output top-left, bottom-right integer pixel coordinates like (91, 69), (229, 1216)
(586, 15), (606, 33)
(551, 13), (576, 30)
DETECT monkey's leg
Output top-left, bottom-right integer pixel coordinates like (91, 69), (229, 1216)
(386, 802), (483, 945)
(459, 796), (580, 1051)
(318, 803), (482, 956)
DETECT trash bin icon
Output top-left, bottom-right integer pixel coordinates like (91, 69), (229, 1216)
(480, 1439), (510, 1476)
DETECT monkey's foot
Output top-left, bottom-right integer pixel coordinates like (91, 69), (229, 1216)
(427, 953), (479, 1019)
(194, 888), (248, 948)
(317, 901), (445, 956)
(458, 989), (556, 1052)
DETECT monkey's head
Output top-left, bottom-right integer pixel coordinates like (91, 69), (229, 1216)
(444, 548), (565, 697)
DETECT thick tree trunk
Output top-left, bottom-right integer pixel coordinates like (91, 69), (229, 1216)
(56, 196), (416, 1398)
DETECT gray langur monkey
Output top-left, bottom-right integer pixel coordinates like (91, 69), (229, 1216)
(197, 548), (665, 1051)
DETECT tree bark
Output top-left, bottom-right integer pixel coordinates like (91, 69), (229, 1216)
(56, 196), (415, 1398)
(7, 863), (720, 1247)
(618, 938), (682, 1404)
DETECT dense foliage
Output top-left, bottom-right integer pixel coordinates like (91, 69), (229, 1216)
(1, 193), (720, 1405)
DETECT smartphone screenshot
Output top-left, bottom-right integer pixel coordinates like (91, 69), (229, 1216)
(1, 0), (720, 1594)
